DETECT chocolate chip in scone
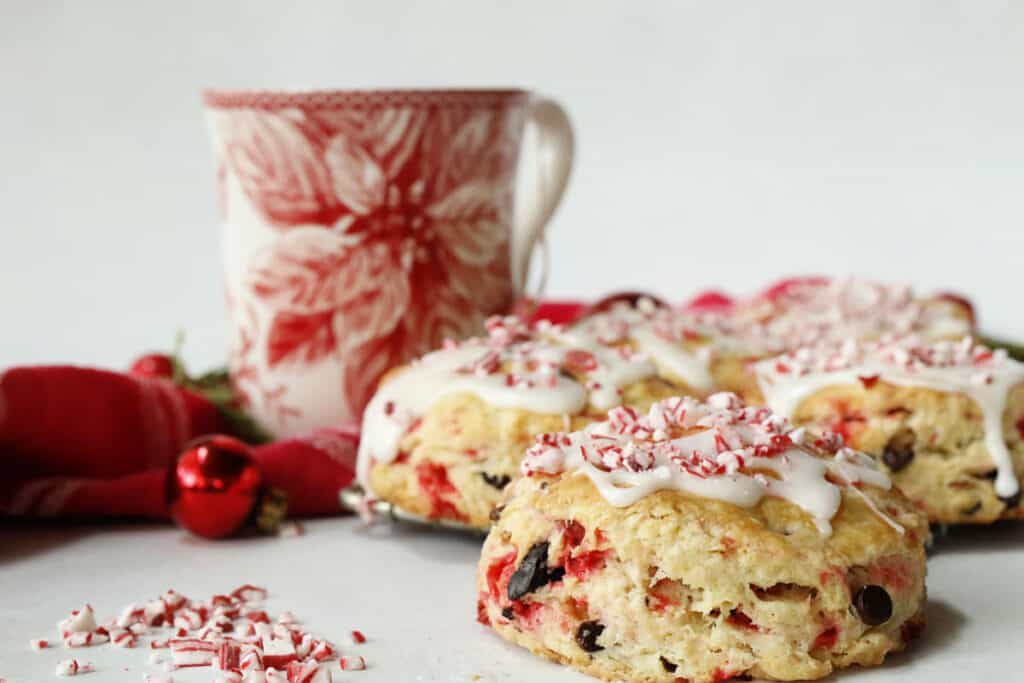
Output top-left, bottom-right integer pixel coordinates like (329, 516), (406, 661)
(973, 469), (999, 481)
(508, 542), (562, 601)
(501, 606), (514, 620)
(882, 428), (916, 471)
(900, 617), (926, 644)
(575, 620), (605, 652)
(853, 585), (893, 626)
(998, 489), (1022, 509)
(489, 505), (505, 523)
(659, 656), (677, 673)
(481, 472), (512, 490)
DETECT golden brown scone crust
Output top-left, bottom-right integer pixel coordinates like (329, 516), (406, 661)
(788, 381), (1024, 524)
(709, 353), (764, 405)
(367, 376), (683, 530)
(478, 474), (928, 683)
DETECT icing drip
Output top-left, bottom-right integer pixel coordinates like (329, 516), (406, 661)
(566, 301), (717, 392)
(521, 393), (896, 535)
(755, 336), (1024, 498)
(357, 316), (658, 490)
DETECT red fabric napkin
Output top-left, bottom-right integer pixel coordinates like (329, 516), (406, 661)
(0, 366), (359, 521)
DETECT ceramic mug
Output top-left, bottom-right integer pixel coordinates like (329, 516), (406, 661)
(203, 89), (573, 437)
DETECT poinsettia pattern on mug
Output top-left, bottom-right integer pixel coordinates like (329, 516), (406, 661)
(211, 95), (527, 433)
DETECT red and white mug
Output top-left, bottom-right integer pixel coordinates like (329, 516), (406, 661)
(203, 89), (573, 437)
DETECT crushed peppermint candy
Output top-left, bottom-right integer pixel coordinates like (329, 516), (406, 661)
(231, 585), (268, 603)
(28, 586), (356, 682)
(756, 335), (1024, 500)
(339, 655), (366, 671)
(65, 631), (109, 648)
(287, 660), (332, 682)
(264, 669), (288, 683)
(59, 605), (98, 635)
(277, 522), (305, 538)
(55, 659), (93, 676)
(109, 628), (137, 648)
(759, 335), (1011, 380)
(521, 393), (898, 535)
(30, 638), (49, 650)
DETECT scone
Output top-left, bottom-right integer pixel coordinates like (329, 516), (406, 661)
(478, 393), (928, 683)
(546, 278), (973, 407)
(357, 315), (693, 530)
(696, 276), (973, 349)
(755, 336), (1024, 524)
(680, 276), (975, 402)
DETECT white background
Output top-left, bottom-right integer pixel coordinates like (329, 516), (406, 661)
(2, 1), (1022, 370)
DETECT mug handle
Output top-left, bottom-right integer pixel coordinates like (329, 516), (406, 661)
(512, 97), (574, 295)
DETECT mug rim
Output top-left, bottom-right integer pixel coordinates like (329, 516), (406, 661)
(202, 88), (530, 110)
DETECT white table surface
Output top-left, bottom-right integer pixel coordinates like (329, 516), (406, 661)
(1, 517), (1022, 683)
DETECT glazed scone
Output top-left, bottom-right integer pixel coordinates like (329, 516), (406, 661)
(545, 278), (973, 407)
(755, 336), (1024, 524)
(678, 276), (975, 403)
(478, 394), (928, 683)
(710, 276), (973, 350)
(357, 315), (691, 530)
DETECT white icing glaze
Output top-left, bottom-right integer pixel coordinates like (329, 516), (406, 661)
(755, 336), (1024, 498)
(521, 393), (896, 535)
(565, 301), (718, 391)
(357, 315), (660, 490)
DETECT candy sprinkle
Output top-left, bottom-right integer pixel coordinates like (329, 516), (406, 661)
(30, 585), (358, 681)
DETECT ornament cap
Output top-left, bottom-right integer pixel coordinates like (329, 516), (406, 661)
(253, 488), (289, 535)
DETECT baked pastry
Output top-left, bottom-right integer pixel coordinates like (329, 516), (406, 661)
(478, 393), (928, 683)
(357, 315), (694, 530)
(755, 336), (1024, 524)
(538, 278), (973, 407)
(694, 276), (972, 349)
(679, 276), (975, 402)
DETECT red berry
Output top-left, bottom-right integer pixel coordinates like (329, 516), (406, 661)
(130, 353), (175, 379)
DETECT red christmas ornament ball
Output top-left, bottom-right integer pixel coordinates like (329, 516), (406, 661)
(167, 435), (262, 539)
